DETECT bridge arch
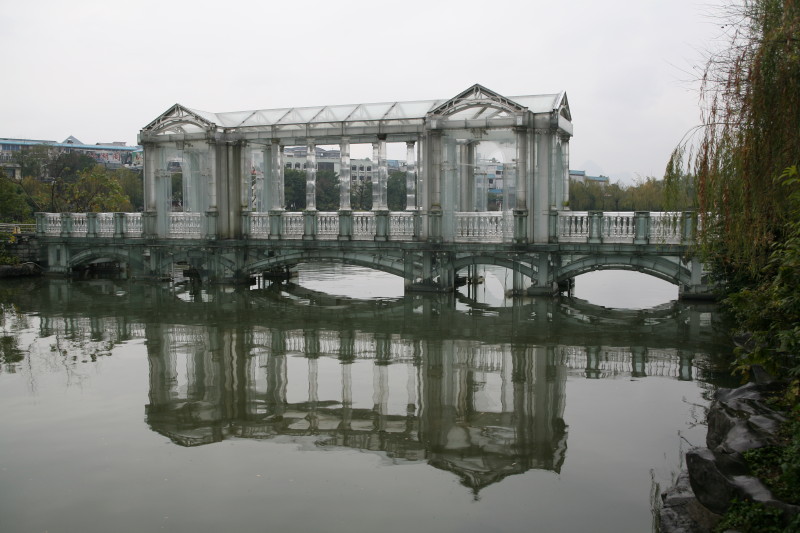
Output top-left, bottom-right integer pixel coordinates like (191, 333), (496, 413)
(69, 247), (142, 273)
(450, 254), (535, 280)
(555, 255), (691, 287)
(246, 249), (409, 280)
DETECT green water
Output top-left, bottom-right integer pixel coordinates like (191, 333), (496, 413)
(0, 267), (733, 533)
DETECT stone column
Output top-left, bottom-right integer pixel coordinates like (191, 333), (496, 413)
(143, 142), (157, 213)
(272, 140), (284, 210)
(561, 135), (571, 209)
(377, 136), (388, 210)
(458, 140), (474, 211)
(405, 140), (417, 210)
(372, 138), (388, 211)
(514, 127), (529, 244)
(339, 138), (351, 210)
(305, 140), (316, 211)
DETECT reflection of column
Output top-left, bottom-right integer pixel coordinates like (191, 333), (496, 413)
(585, 345), (602, 379)
(373, 363), (388, 431)
(266, 350), (286, 417)
(306, 140), (316, 210)
(340, 362), (352, 430)
(339, 138), (351, 210)
(631, 346), (647, 377)
(407, 360), (417, 416)
(406, 140), (417, 210)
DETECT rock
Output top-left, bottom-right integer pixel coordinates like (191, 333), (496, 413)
(686, 447), (773, 515)
(660, 471), (722, 533)
(662, 380), (796, 532)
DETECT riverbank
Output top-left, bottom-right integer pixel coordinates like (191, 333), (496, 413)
(659, 369), (799, 532)
(0, 263), (41, 278)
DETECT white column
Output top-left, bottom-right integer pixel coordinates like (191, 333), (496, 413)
(377, 137), (388, 210)
(260, 145), (271, 212)
(272, 140), (284, 210)
(561, 135), (571, 209)
(405, 140), (416, 210)
(305, 140), (316, 210)
(515, 128), (528, 211)
(339, 138), (351, 210)
(143, 143), (157, 212)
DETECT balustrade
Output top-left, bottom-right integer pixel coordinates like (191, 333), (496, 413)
(352, 212), (376, 240)
(71, 214), (88, 237)
(281, 213), (304, 239)
(599, 212), (636, 243)
(250, 213), (271, 238)
(454, 212), (507, 243)
(34, 209), (690, 245)
(97, 213), (115, 237)
(168, 212), (203, 239)
(317, 212), (339, 240)
(557, 211), (684, 244)
(649, 213), (682, 243)
(388, 212), (415, 241)
(124, 213), (143, 237)
(557, 212), (590, 242)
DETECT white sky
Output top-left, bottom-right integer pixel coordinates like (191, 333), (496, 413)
(2, 0), (727, 185)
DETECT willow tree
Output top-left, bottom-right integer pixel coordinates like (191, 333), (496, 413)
(671, 0), (800, 287)
(673, 1), (800, 378)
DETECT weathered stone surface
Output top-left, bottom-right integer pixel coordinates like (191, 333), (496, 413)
(662, 380), (796, 532)
(660, 471), (721, 533)
(687, 447), (773, 515)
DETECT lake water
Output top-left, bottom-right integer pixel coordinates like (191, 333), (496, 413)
(0, 266), (733, 533)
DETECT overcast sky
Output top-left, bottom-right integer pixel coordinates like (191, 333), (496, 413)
(3, 0), (727, 184)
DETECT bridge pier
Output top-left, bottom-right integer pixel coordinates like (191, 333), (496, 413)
(526, 253), (559, 296)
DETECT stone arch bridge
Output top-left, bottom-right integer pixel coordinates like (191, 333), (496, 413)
(31, 84), (711, 298)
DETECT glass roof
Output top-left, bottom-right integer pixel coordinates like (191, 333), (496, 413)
(143, 85), (569, 136)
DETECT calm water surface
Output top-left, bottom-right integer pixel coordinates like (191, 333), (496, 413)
(0, 266), (732, 533)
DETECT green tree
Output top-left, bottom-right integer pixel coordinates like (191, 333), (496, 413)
(0, 170), (34, 222)
(65, 166), (132, 212)
(351, 180), (372, 211)
(117, 169), (144, 211)
(284, 169), (305, 211)
(387, 171), (406, 211)
(668, 0), (800, 286)
(315, 170), (339, 211)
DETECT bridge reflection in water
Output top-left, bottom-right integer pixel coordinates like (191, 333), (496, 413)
(28, 279), (721, 494)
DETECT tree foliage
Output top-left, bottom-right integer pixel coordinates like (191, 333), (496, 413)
(668, 0), (800, 286)
(568, 177), (694, 212)
(0, 170), (34, 222)
(667, 1), (800, 383)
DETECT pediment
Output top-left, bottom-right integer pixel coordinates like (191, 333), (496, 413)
(141, 104), (218, 135)
(428, 84), (528, 119)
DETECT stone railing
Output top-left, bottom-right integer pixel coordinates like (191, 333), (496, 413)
(317, 212), (339, 240)
(168, 212), (203, 239)
(36, 212), (144, 239)
(35, 210), (696, 246)
(281, 212), (304, 239)
(454, 212), (509, 243)
(388, 212), (415, 241)
(555, 211), (691, 245)
(124, 213), (143, 237)
(353, 212), (376, 240)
